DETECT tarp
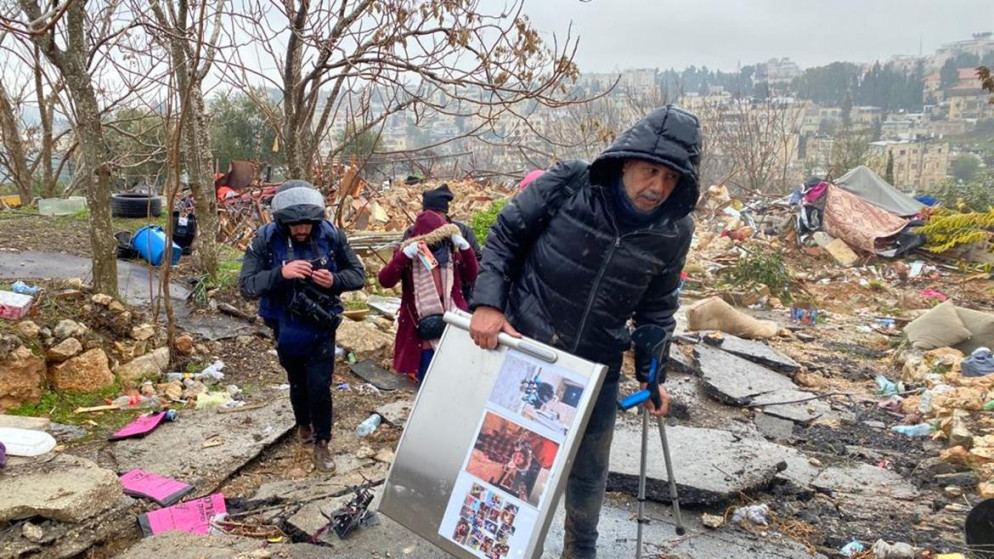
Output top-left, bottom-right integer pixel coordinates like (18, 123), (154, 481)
(835, 166), (926, 217)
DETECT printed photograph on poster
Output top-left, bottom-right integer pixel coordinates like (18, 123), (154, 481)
(465, 411), (559, 507)
(489, 351), (587, 438)
(439, 473), (537, 559)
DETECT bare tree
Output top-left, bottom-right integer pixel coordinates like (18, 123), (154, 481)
(13, 0), (132, 295)
(145, 0), (224, 276)
(224, 0), (582, 182)
(697, 96), (803, 195)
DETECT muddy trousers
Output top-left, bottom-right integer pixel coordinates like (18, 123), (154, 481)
(562, 379), (619, 559)
(277, 339), (335, 443)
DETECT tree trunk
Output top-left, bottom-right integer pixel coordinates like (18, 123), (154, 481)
(0, 83), (35, 205)
(183, 85), (220, 276)
(35, 46), (56, 198)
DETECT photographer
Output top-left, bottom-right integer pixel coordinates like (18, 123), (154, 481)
(239, 180), (364, 473)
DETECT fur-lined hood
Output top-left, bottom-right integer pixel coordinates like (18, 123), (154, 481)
(400, 223), (460, 249)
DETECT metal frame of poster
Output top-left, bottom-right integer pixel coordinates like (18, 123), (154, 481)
(380, 311), (608, 559)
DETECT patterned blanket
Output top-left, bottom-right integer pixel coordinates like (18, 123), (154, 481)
(823, 185), (908, 253)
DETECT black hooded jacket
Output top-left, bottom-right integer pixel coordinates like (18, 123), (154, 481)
(472, 105), (701, 382)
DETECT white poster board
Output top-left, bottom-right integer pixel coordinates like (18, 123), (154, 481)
(380, 311), (608, 559)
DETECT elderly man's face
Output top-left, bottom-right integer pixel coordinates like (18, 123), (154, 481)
(289, 223), (313, 242)
(621, 160), (680, 212)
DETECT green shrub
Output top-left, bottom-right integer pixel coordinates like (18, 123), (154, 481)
(471, 198), (509, 246)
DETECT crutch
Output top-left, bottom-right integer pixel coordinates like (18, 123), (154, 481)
(619, 325), (686, 558)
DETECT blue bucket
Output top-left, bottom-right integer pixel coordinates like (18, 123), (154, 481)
(131, 226), (181, 267)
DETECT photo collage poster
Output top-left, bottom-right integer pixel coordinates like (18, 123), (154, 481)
(438, 350), (591, 558)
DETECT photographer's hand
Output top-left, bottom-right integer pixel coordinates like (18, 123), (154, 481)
(312, 269), (334, 288)
(281, 260), (313, 280)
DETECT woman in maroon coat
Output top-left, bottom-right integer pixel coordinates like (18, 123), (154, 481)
(378, 208), (478, 382)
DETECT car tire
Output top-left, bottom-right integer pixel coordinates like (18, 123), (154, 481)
(111, 193), (163, 218)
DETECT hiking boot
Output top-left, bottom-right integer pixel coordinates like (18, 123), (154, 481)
(297, 424), (314, 444)
(314, 441), (336, 473)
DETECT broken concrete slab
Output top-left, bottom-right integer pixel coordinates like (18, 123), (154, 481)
(748, 389), (832, 424)
(608, 424), (816, 505)
(287, 486), (384, 542)
(708, 333), (801, 374)
(366, 295), (401, 320)
(754, 412), (796, 442)
(375, 400), (412, 427)
(667, 345), (698, 375)
(349, 359), (416, 392)
(538, 491), (826, 558)
(108, 393), (294, 493)
(694, 344), (797, 406)
(0, 495), (136, 559)
(0, 454), (122, 523)
(812, 463), (919, 501)
(117, 531), (333, 559)
(0, 414), (50, 431)
(252, 464), (387, 505)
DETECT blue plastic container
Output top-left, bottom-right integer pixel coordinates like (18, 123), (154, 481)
(131, 226), (181, 267)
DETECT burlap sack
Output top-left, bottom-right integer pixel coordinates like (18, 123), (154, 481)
(686, 297), (779, 339)
(904, 300), (972, 350)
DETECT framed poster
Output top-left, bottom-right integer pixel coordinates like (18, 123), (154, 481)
(380, 311), (608, 559)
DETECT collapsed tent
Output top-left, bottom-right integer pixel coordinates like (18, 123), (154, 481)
(796, 181), (924, 257)
(835, 166), (926, 218)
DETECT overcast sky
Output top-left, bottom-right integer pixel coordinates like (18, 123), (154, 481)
(518, 0), (994, 73)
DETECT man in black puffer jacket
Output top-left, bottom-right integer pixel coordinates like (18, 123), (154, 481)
(469, 105), (701, 558)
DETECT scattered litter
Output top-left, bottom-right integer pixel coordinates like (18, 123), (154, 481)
(701, 513), (724, 528)
(120, 469), (194, 506)
(108, 395), (160, 409)
(138, 493), (227, 536)
(874, 375), (900, 396)
(356, 413), (383, 437)
(337, 383), (351, 391)
(891, 424), (932, 437)
(870, 539), (916, 558)
(11, 281), (41, 295)
(329, 484), (377, 539)
(840, 540), (865, 557)
(790, 306), (820, 325)
(356, 383), (382, 395)
(0, 290), (34, 320)
(877, 396), (904, 412)
(219, 400), (246, 410)
(196, 392), (233, 409)
(918, 288), (948, 302)
(271, 384), (290, 391)
(0, 427), (57, 456)
(909, 260), (925, 278)
(730, 504), (769, 526)
(962, 347), (994, 377)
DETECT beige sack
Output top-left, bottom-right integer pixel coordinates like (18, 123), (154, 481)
(686, 297), (779, 339)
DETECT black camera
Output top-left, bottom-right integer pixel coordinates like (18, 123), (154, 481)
(286, 281), (342, 331)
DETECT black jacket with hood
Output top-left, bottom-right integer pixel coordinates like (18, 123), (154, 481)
(472, 105), (701, 382)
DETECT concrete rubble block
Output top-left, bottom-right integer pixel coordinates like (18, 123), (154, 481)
(709, 333), (801, 374)
(0, 346), (46, 412)
(0, 414), (51, 431)
(14, 320), (40, 340)
(0, 494), (135, 559)
(130, 323), (156, 341)
(748, 389), (833, 424)
(110, 394), (295, 492)
(252, 463), (387, 505)
(667, 345), (698, 375)
(754, 412), (796, 442)
(812, 463), (919, 501)
(114, 346), (170, 386)
(375, 400), (412, 427)
(46, 337), (83, 363)
(336, 319), (394, 366)
(48, 348), (114, 392)
(0, 454), (122, 523)
(52, 319), (86, 341)
(813, 231), (860, 267)
(694, 344), (797, 406)
(608, 424), (818, 505)
(287, 487), (383, 541)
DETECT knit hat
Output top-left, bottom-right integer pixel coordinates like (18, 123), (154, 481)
(271, 180), (325, 225)
(422, 184), (454, 213)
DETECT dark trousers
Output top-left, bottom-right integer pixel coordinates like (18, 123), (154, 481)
(562, 378), (619, 559)
(275, 331), (336, 443)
